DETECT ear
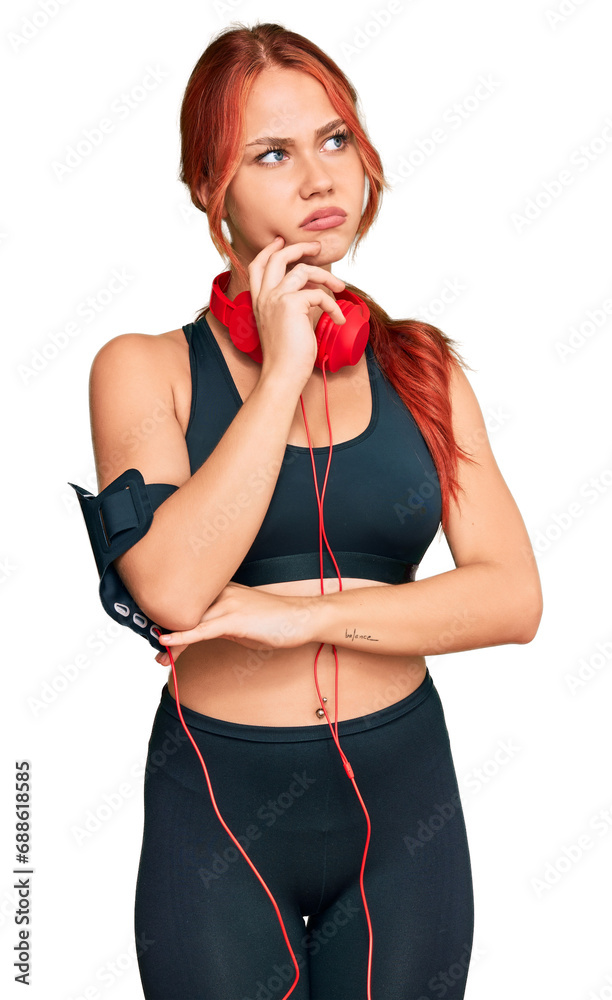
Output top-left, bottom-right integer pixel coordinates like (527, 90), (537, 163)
(197, 178), (209, 212)
(197, 178), (228, 219)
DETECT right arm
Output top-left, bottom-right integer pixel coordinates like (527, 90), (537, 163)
(90, 337), (304, 632)
(89, 236), (346, 632)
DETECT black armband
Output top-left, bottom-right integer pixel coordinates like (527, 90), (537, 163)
(67, 468), (179, 652)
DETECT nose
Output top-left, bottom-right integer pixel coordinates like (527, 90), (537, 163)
(298, 152), (335, 196)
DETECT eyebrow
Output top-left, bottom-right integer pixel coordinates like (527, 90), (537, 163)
(245, 118), (347, 148)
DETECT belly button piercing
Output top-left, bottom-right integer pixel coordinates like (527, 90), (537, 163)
(315, 696), (328, 719)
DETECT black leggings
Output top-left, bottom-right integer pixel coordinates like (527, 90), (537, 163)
(134, 668), (474, 999)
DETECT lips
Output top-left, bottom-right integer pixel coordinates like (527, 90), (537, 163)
(300, 206), (347, 227)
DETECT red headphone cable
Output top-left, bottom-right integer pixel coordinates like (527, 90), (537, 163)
(151, 357), (374, 1000)
(299, 357), (374, 999)
(151, 632), (303, 997)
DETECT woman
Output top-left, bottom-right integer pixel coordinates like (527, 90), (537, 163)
(86, 21), (542, 1000)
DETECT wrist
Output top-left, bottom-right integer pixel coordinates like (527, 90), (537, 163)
(296, 591), (333, 645)
(257, 362), (311, 402)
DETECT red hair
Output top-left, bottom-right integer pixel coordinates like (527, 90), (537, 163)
(179, 21), (475, 531)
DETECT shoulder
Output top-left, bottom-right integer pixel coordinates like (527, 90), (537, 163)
(446, 358), (490, 460)
(89, 327), (192, 436)
(90, 326), (189, 401)
(88, 327), (193, 494)
(91, 326), (186, 371)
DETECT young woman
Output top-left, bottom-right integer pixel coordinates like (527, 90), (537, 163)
(86, 21), (542, 1000)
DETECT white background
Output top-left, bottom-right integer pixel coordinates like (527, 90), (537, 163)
(2, 0), (612, 997)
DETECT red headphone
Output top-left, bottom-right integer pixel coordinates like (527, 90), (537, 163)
(209, 269), (370, 372)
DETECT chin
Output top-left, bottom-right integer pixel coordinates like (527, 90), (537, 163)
(305, 231), (351, 255)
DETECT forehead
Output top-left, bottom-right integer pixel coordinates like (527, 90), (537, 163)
(244, 67), (336, 138)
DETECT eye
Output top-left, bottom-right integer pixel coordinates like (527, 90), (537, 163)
(256, 128), (351, 166)
(323, 128), (351, 151)
(257, 147), (286, 166)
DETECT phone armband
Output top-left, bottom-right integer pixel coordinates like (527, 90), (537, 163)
(67, 468), (179, 652)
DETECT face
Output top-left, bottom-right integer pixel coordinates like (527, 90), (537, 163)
(201, 67), (366, 288)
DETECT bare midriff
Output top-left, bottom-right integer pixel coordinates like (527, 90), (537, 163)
(166, 576), (427, 726)
(162, 316), (427, 727)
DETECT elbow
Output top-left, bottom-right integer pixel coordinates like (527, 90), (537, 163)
(115, 551), (215, 633)
(144, 588), (210, 634)
(154, 608), (204, 634)
(144, 578), (226, 633)
(513, 582), (544, 644)
(489, 558), (543, 645)
(116, 547), (231, 633)
(118, 570), (206, 634)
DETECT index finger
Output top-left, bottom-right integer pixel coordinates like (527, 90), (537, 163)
(248, 237), (321, 303)
(246, 235), (284, 302)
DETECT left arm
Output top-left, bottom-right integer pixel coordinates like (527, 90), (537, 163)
(303, 360), (543, 655)
(157, 362), (543, 658)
